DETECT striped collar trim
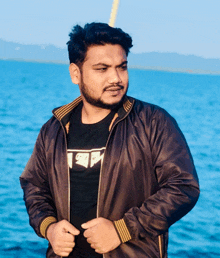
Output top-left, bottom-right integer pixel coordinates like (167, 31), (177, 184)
(123, 97), (133, 113)
(53, 96), (82, 121)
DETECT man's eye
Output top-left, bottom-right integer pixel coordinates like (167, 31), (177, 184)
(96, 67), (107, 71)
(120, 65), (127, 70)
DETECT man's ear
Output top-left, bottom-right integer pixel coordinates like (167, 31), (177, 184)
(69, 63), (81, 85)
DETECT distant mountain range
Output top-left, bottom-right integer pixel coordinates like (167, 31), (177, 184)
(1, 39), (220, 74)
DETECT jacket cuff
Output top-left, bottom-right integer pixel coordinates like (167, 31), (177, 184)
(113, 218), (132, 243)
(40, 216), (57, 238)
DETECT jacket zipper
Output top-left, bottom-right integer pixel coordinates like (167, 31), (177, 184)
(57, 119), (71, 222)
(158, 234), (163, 258)
(67, 138), (70, 223)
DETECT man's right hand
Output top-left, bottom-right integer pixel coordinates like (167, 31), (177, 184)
(46, 220), (80, 257)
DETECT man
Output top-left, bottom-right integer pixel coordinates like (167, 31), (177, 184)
(20, 22), (200, 258)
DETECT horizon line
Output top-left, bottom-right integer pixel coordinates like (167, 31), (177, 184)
(1, 58), (220, 75)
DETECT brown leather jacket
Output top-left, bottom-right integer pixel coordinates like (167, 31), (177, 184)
(20, 96), (200, 258)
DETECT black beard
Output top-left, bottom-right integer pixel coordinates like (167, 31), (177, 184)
(80, 81), (128, 110)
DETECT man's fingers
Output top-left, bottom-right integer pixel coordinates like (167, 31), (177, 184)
(61, 220), (80, 236)
(63, 239), (76, 248)
(82, 217), (121, 253)
(95, 248), (103, 254)
(67, 226), (80, 236)
(59, 249), (74, 257)
(90, 243), (96, 249)
(81, 218), (99, 229)
(83, 228), (92, 238)
(64, 233), (74, 242)
(53, 240), (75, 256)
(85, 236), (92, 244)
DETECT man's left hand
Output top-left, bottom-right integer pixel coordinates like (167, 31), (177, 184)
(81, 217), (121, 254)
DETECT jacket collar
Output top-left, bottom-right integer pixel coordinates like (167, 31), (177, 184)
(53, 95), (135, 125)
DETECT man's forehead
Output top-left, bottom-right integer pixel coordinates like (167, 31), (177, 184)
(84, 44), (127, 64)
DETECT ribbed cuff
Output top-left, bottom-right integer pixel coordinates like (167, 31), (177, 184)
(113, 219), (132, 243)
(40, 216), (57, 238)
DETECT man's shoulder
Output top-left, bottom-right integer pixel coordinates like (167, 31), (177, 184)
(129, 97), (180, 137)
(130, 97), (171, 120)
(39, 115), (61, 138)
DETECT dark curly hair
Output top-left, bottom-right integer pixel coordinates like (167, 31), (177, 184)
(67, 22), (133, 66)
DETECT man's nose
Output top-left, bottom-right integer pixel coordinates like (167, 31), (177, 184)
(108, 69), (122, 84)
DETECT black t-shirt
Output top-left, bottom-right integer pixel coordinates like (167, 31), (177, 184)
(67, 103), (115, 258)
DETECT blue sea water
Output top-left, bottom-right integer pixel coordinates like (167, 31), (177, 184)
(0, 59), (220, 257)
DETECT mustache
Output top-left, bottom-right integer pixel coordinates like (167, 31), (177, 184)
(103, 84), (124, 91)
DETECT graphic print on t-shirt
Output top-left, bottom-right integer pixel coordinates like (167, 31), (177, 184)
(68, 147), (105, 169)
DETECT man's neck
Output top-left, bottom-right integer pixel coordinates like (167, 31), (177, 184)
(81, 102), (111, 124)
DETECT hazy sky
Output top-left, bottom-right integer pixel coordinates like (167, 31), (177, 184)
(1, 0), (220, 59)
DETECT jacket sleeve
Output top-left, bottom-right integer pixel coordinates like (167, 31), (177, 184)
(114, 107), (200, 241)
(20, 124), (57, 238)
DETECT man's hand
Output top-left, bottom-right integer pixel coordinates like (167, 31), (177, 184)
(46, 220), (80, 257)
(81, 217), (121, 254)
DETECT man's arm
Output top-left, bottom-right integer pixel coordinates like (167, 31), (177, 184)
(115, 108), (200, 241)
(20, 178), (58, 238)
(20, 124), (57, 238)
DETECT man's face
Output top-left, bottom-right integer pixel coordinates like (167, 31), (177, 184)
(79, 44), (129, 109)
